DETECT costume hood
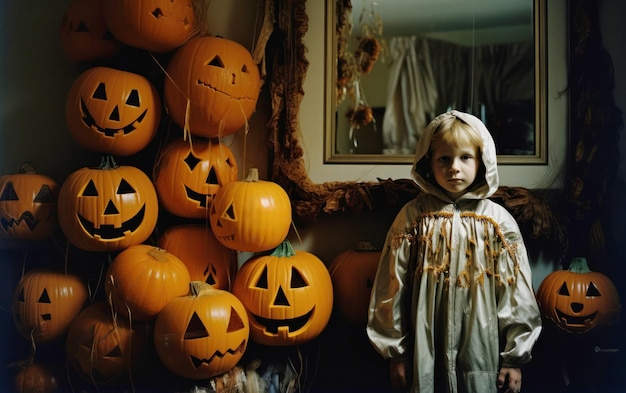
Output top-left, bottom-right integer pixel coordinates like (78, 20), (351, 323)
(411, 110), (499, 201)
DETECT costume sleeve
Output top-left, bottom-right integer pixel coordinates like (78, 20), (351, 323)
(366, 206), (414, 360)
(496, 219), (542, 368)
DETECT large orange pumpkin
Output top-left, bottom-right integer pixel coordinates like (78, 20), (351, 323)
(102, 0), (199, 53)
(105, 245), (191, 321)
(12, 269), (88, 344)
(66, 302), (146, 386)
(164, 36), (261, 138)
(158, 224), (237, 290)
(536, 257), (621, 334)
(153, 138), (238, 218)
(154, 281), (249, 379)
(209, 168), (291, 252)
(232, 240), (333, 346)
(65, 66), (161, 157)
(57, 156), (159, 252)
(0, 163), (58, 240)
(59, 0), (121, 63)
(328, 242), (381, 325)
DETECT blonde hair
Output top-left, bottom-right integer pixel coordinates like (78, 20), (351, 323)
(428, 113), (484, 154)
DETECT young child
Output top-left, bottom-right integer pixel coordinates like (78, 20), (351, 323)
(367, 110), (541, 393)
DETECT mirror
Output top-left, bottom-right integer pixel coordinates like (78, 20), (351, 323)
(325, 0), (547, 165)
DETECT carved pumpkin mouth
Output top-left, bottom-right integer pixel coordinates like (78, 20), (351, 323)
(184, 185), (213, 207)
(77, 205), (146, 240)
(251, 308), (314, 334)
(189, 340), (246, 368)
(196, 79), (255, 101)
(80, 98), (148, 137)
(556, 308), (598, 326)
(1, 211), (39, 231)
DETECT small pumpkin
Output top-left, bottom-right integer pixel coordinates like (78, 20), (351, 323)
(66, 302), (146, 386)
(209, 168), (291, 252)
(59, 0), (121, 63)
(536, 257), (621, 334)
(12, 269), (88, 344)
(57, 156), (159, 252)
(105, 245), (191, 321)
(65, 66), (161, 157)
(158, 224), (237, 290)
(328, 242), (381, 324)
(232, 240), (333, 346)
(0, 163), (58, 240)
(154, 138), (238, 218)
(154, 281), (249, 379)
(102, 0), (199, 53)
(164, 36), (261, 138)
(14, 363), (58, 393)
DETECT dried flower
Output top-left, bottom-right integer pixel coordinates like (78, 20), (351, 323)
(347, 105), (374, 128)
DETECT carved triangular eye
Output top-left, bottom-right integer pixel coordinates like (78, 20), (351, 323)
(38, 289), (51, 304)
(184, 312), (209, 339)
(558, 282), (570, 296)
(34, 185), (54, 203)
(117, 179), (135, 194)
(586, 282), (601, 297)
(184, 152), (201, 171)
(227, 307), (245, 332)
(207, 56), (224, 68)
(0, 182), (18, 201)
(151, 8), (164, 19)
(207, 167), (218, 185)
(291, 267), (307, 288)
(104, 346), (123, 358)
(242, 64), (249, 73)
(93, 82), (107, 100)
(255, 266), (268, 289)
(82, 180), (98, 196)
(126, 89), (140, 107)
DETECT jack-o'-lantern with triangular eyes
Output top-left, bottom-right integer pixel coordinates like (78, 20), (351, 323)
(60, 0), (121, 63)
(0, 163), (58, 241)
(57, 156), (159, 252)
(154, 138), (238, 218)
(12, 269), (88, 344)
(66, 302), (146, 386)
(232, 240), (333, 346)
(66, 66), (161, 157)
(103, 0), (199, 53)
(158, 224), (237, 290)
(164, 36), (261, 138)
(154, 282), (249, 379)
(537, 257), (622, 334)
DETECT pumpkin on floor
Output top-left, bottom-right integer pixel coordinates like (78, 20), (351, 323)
(154, 281), (249, 379)
(0, 163), (58, 241)
(536, 257), (621, 334)
(153, 138), (238, 218)
(164, 36), (261, 138)
(57, 156), (159, 252)
(12, 269), (88, 344)
(158, 224), (237, 290)
(232, 240), (333, 346)
(14, 363), (58, 393)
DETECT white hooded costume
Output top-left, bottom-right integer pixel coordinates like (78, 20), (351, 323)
(367, 110), (542, 392)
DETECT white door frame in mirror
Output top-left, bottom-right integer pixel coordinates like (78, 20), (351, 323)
(300, 0), (568, 189)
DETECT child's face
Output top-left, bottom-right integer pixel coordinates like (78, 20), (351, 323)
(430, 140), (480, 200)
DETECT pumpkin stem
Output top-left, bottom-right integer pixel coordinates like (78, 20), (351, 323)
(244, 168), (259, 182)
(147, 247), (169, 262)
(569, 257), (592, 273)
(271, 240), (296, 258)
(18, 162), (37, 174)
(189, 281), (211, 296)
(98, 155), (118, 170)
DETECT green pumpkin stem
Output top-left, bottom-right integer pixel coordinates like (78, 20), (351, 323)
(569, 257), (591, 273)
(271, 240), (296, 258)
(98, 155), (118, 169)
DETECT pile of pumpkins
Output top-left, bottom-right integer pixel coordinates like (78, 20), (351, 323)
(3, 0), (338, 390)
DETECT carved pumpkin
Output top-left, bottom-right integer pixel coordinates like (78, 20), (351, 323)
(154, 281), (249, 379)
(0, 163), (58, 240)
(158, 224), (237, 290)
(102, 0), (197, 53)
(209, 168), (291, 252)
(105, 245), (191, 321)
(537, 257), (622, 334)
(328, 242), (381, 324)
(14, 363), (58, 393)
(60, 0), (121, 63)
(232, 240), (333, 346)
(66, 302), (146, 385)
(154, 138), (238, 218)
(164, 36), (261, 138)
(57, 156), (159, 252)
(12, 269), (88, 344)
(65, 66), (161, 156)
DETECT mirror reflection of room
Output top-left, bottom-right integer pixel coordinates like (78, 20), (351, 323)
(335, 0), (535, 156)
